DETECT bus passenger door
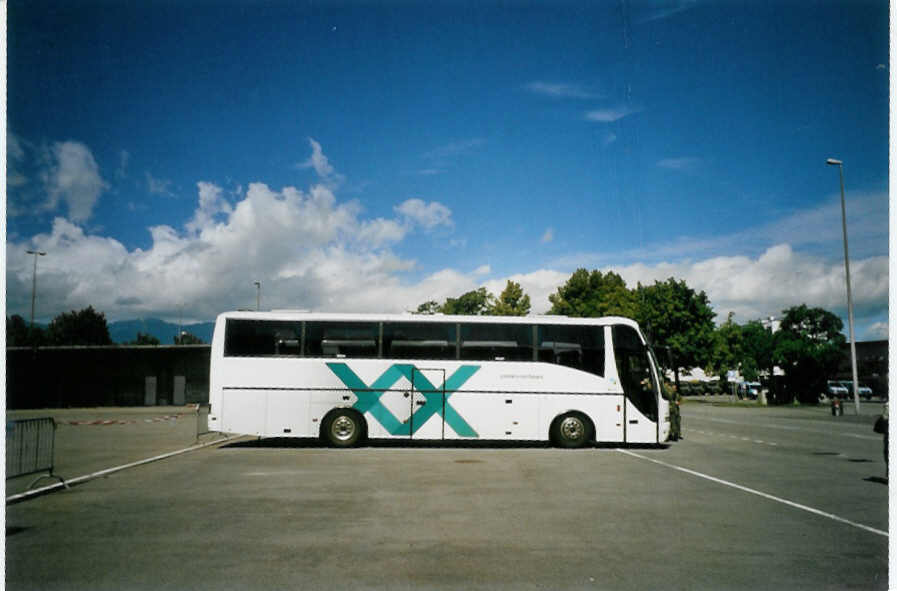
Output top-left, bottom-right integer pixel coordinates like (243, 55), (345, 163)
(411, 368), (446, 440)
(613, 325), (660, 444)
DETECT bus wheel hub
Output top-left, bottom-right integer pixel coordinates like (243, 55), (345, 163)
(561, 417), (584, 440)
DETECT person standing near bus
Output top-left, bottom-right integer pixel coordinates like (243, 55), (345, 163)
(874, 402), (888, 479)
(663, 381), (682, 441)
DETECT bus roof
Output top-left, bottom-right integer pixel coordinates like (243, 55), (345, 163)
(216, 310), (641, 329)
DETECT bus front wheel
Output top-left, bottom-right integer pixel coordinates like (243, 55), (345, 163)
(322, 409), (364, 448)
(551, 412), (593, 449)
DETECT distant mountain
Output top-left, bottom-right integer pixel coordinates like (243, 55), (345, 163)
(109, 318), (215, 345)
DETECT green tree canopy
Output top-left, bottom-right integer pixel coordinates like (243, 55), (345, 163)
(7, 315), (30, 347)
(707, 312), (742, 378)
(739, 321), (776, 383)
(490, 280), (531, 316)
(774, 304), (845, 403)
(548, 269), (637, 318)
(440, 287), (496, 315)
(415, 283), (533, 316)
(413, 300), (441, 315)
(636, 278), (715, 387)
(6, 315), (49, 347)
(46, 306), (112, 346)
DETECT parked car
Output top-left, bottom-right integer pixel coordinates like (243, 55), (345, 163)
(825, 380), (849, 400)
(838, 381), (874, 400)
(738, 382), (762, 399)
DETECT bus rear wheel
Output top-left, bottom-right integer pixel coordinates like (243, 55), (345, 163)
(551, 412), (593, 449)
(322, 409), (364, 448)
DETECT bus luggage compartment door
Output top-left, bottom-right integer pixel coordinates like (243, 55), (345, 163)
(411, 368), (446, 439)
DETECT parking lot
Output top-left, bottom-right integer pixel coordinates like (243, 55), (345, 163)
(6, 401), (889, 590)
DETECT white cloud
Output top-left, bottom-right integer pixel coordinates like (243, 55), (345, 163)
(41, 141), (107, 222)
(423, 138), (485, 162)
(473, 265), (491, 276)
(482, 269), (571, 314)
(608, 244), (888, 324)
(117, 150), (130, 179)
(636, 0), (697, 23)
(145, 171), (175, 197)
(585, 105), (642, 122)
(7, 132), (28, 190)
(298, 137), (345, 187)
(8, 132), (26, 161)
(395, 198), (454, 230)
(6, 155), (462, 322)
(657, 157), (702, 172)
(482, 245), (887, 325)
(525, 82), (599, 99)
(185, 181), (233, 235)
(865, 322), (888, 339)
(551, 191), (888, 267)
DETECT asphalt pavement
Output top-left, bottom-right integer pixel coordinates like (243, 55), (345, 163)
(5, 402), (890, 590)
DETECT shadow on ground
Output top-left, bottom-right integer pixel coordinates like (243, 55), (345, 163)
(220, 437), (668, 451)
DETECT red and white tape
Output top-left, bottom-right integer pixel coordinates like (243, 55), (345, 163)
(65, 414), (189, 426)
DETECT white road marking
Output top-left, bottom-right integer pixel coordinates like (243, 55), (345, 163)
(693, 429), (779, 447)
(617, 449), (887, 538)
(6, 434), (243, 504)
(689, 416), (880, 440)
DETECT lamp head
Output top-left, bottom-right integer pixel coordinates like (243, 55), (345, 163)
(826, 158), (842, 166)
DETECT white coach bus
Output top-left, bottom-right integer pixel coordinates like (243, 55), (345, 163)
(207, 311), (671, 448)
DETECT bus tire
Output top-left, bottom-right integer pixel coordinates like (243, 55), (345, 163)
(551, 412), (593, 449)
(322, 409), (364, 448)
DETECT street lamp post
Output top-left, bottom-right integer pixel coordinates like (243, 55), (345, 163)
(254, 281), (261, 311)
(826, 158), (860, 415)
(25, 250), (46, 330)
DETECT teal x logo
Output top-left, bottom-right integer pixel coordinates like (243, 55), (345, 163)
(326, 363), (480, 437)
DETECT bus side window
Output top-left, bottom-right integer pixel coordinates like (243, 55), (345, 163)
(224, 320), (301, 357)
(537, 325), (604, 376)
(383, 322), (457, 360)
(460, 323), (532, 361)
(305, 322), (379, 358)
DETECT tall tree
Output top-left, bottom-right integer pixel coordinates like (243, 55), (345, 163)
(7, 315), (30, 347)
(413, 300), (441, 315)
(490, 280), (531, 316)
(739, 321), (776, 384)
(774, 304), (845, 403)
(548, 269), (637, 318)
(441, 287), (496, 315)
(6, 314), (47, 347)
(635, 278), (715, 388)
(707, 312), (742, 378)
(46, 306), (113, 346)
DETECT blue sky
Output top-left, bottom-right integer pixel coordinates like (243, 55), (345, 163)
(5, 0), (889, 339)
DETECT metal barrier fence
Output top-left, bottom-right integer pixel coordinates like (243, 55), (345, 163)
(6, 417), (66, 488)
(195, 404), (210, 442)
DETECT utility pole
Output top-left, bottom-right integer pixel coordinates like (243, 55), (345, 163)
(826, 158), (860, 415)
(25, 250), (46, 330)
